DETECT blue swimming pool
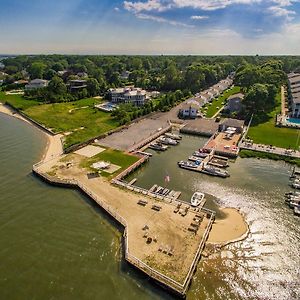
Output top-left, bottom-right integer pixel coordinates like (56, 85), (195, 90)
(287, 118), (300, 124)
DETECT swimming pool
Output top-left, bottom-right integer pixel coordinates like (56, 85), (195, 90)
(287, 118), (300, 125)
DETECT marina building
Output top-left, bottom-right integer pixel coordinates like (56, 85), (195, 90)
(108, 87), (148, 106)
(288, 73), (300, 118)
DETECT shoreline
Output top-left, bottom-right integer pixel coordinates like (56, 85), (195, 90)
(0, 101), (249, 245)
(0, 102), (63, 161)
(1, 102), (251, 296)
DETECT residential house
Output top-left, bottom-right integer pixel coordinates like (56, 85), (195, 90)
(25, 79), (48, 90)
(109, 87), (148, 106)
(219, 118), (244, 133)
(288, 73), (300, 118)
(178, 102), (199, 119)
(225, 93), (244, 114)
(69, 79), (87, 91)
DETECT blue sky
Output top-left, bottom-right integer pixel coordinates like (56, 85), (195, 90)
(0, 0), (300, 54)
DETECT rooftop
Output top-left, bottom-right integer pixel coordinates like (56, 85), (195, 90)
(221, 118), (245, 128)
(228, 93), (244, 100)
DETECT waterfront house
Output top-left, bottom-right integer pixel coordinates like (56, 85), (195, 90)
(108, 87), (147, 106)
(288, 73), (300, 118)
(225, 93), (244, 114)
(219, 118), (244, 133)
(25, 79), (48, 90)
(178, 102), (199, 119)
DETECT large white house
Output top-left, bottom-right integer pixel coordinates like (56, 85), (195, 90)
(178, 102), (199, 119)
(25, 79), (48, 90)
(288, 73), (300, 118)
(108, 87), (147, 106)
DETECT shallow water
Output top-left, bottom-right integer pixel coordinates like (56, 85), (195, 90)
(0, 114), (299, 300)
(127, 134), (300, 300)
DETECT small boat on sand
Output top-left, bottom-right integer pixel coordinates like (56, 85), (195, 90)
(190, 192), (205, 207)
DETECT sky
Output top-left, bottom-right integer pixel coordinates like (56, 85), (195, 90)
(0, 0), (300, 55)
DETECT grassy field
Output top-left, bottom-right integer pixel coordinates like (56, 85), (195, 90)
(247, 92), (299, 150)
(0, 91), (40, 110)
(24, 98), (119, 149)
(201, 86), (241, 118)
(1, 92), (119, 149)
(80, 148), (139, 178)
(240, 149), (300, 167)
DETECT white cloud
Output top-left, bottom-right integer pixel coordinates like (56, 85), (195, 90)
(136, 13), (194, 27)
(268, 5), (296, 18)
(114, 7), (120, 11)
(190, 15), (209, 20)
(123, 0), (300, 13)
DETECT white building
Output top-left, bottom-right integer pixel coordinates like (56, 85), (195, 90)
(288, 73), (300, 118)
(25, 79), (48, 90)
(109, 87), (147, 106)
(179, 102), (199, 119)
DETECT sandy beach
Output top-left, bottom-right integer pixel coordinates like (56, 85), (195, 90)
(207, 208), (249, 244)
(0, 102), (63, 161)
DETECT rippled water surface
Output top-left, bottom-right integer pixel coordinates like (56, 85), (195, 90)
(127, 134), (300, 300)
(0, 114), (299, 300)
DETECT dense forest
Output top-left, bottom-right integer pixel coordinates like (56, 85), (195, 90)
(1, 55), (300, 122)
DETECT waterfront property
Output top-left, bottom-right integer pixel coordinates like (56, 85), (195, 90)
(248, 91), (300, 150)
(288, 73), (300, 118)
(224, 93), (244, 115)
(203, 118), (244, 158)
(108, 87), (148, 106)
(178, 101), (199, 119)
(33, 150), (215, 297)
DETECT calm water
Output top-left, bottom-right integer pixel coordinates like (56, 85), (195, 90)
(0, 114), (299, 300)
(127, 134), (300, 300)
(0, 113), (170, 300)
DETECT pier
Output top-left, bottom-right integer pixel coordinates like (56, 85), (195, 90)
(32, 155), (215, 298)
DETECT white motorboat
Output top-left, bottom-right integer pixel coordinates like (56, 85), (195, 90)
(164, 132), (182, 140)
(190, 192), (205, 207)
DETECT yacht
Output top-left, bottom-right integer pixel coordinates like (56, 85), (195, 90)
(188, 156), (202, 163)
(159, 137), (178, 145)
(190, 192), (205, 207)
(193, 150), (209, 158)
(202, 165), (229, 178)
(164, 132), (182, 140)
(178, 160), (198, 169)
(149, 143), (168, 151)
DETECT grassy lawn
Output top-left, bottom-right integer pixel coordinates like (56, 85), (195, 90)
(80, 148), (139, 178)
(201, 86), (241, 118)
(247, 92), (300, 150)
(0, 91), (40, 110)
(1, 92), (119, 149)
(240, 149), (300, 167)
(24, 98), (119, 148)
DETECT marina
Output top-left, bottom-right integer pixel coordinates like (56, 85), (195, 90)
(1, 115), (300, 300)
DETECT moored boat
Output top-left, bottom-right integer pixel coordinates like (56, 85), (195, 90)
(178, 160), (198, 169)
(190, 192), (205, 207)
(149, 143), (168, 151)
(202, 165), (230, 178)
(159, 137), (178, 145)
(164, 132), (182, 140)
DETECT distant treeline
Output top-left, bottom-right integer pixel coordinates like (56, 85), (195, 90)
(1, 55), (299, 122)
